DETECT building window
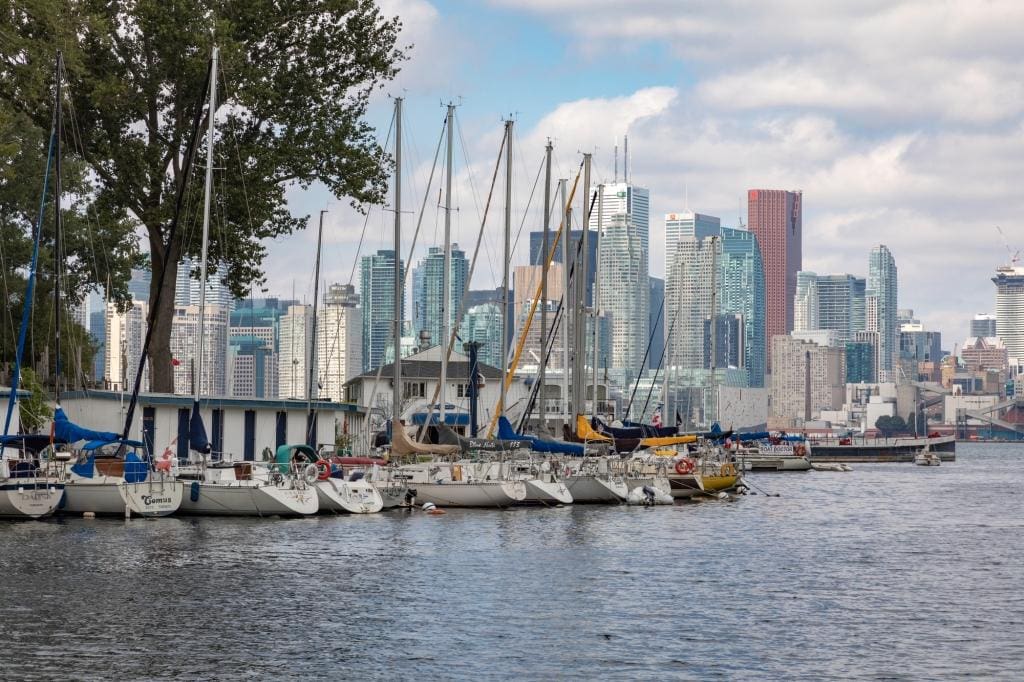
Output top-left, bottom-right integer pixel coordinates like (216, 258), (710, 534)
(403, 381), (425, 398)
(456, 383), (470, 398)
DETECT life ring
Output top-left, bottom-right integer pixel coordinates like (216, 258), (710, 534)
(155, 451), (174, 473)
(793, 444), (806, 457)
(303, 463), (319, 485)
(674, 458), (695, 475)
(315, 459), (331, 481)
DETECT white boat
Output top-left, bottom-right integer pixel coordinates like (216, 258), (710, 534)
(56, 448), (181, 517)
(914, 451), (941, 466)
(315, 475), (384, 514)
(398, 461), (527, 508)
(364, 464), (413, 509)
(507, 459), (573, 505)
(178, 460), (318, 516)
(626, 485), (674, 505)
(563, 457), (629, 503)
(0, 440), (64, 519)
(737, 444), (812, 471)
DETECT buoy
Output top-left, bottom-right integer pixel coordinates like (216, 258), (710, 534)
(422, 502), (437, 511)
(83, 511), (96, 519)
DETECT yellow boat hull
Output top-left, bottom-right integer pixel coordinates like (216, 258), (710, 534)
(700, 474), (741, 492)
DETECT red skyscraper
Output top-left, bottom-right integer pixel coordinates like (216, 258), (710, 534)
(748, 189), (802, 374)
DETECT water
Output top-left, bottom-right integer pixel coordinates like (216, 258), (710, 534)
(3, 443), (1023, 680)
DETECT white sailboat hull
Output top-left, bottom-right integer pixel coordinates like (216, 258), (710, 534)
(564, 475), (628, 503)
(0, 481), (64, 519)
(315, 478), (384, 514)
(178, 480), (318, 516)
(411, 480), (527, 508)
(61, 476), (182, 517)
(521, 478), (573, 505)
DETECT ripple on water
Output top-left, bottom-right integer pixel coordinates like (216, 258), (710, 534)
(1, 443), (1023, 679)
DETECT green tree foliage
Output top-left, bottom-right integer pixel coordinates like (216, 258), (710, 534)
(17, 367), (52, 433)
(874, 415), (908, 438)
(0, 0), (406, 392)
(0, 103), (135, 383)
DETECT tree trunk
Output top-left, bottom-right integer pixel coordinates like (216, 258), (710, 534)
(147, 239), (181, 394)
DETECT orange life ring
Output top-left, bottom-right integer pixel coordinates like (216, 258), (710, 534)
(793, 444), (806, 457)
(315, 459), (331, 481)
(674, 458), (695, 475)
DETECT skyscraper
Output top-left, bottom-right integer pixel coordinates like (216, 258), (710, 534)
(867, 245), (898, 381)
(971, 313), (998, 338)
(748, 189), (802, 372)
(529, 229), (597, 304)
(815, 274), (866, 343)
(461, 303), (504, 370)
(169, 304), (230, 396)
(105, 300), (148, 392)
(593, 182), (650, 379)
(360, 249), (405, 372)
(719, 226), (767, 388)
(316, 283), (362, 402)
(666, 226), (719, 371)
(794, 271), (819, 332)
(648, 276), (664, 370)
(412, 244), (468, 349)
(175, 257), (235, 312)
(278, 303), (312, 399)
(993, 265), (1024, 359)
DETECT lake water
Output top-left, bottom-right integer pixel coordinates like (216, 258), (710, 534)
(2, 442), (1022, 680)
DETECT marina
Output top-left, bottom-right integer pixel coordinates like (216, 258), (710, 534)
(2, 443), (1018, 680)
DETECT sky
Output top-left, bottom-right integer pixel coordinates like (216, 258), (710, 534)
(260, 0), (1024, 350)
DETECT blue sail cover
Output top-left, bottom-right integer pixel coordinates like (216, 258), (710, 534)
(54, 407), (118, 444)
(188, 403), (210, 453)
(497, 416), (584, 456)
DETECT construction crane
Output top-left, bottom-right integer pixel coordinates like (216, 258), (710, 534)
(996, 226), (1020, 266)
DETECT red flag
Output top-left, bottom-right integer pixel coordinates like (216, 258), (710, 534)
(171, 358), (181, 366)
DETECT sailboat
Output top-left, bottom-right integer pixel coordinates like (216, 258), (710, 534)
(172, 48), (316, 517)
(36, 53), (180, 517)
(0, 73), (65, 519)
(304, 210), (382, 514)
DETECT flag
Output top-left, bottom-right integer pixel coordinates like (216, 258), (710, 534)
(171, 358), (181, 366)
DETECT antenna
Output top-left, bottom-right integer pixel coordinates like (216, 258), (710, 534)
(614, 139), (618, 183)
(623, 134), (629, 184)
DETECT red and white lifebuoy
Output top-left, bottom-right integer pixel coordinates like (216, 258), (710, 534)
(674, 458), (695, 475)
(315, 459), (331, 481)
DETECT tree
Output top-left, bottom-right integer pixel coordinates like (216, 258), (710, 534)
(0, 103), (136, 384)
(17, 368), (52, 433)
(875, 415), (908, 438)
(0, 0), (406, 392)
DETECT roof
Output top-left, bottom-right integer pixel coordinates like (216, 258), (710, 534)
(59, 389), (363, 413)
(348, 344), (504, 384)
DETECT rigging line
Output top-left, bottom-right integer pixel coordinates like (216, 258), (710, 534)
(414, 128), (507, 436)
(347, 109), (396, 286)
(510, 153), (544, 264)
(625, 298), (663, 419)
(640, 292), (680, 419)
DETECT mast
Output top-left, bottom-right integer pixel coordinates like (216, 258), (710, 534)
(439, 103), (455, 424)
(194, 46), (217, 411)
(500, 118), (512, 419)
(539, 140), (552, 432)
(54, 51), (63, 404)
(591, 182), (602, 421)
(559, 178), (569, 422)
(709, 235), (719, 427)
(392, 97), (403, 426)
(575, 153), (591, 416)
(307, 209), (325, 445)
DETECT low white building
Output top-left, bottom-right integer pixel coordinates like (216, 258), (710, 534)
(343, 345), (531, 445)
(57, 390), (362, 459)
(943, 394), (1000, 425)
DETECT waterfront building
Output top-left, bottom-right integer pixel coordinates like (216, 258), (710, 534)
(769, 335), (844, 422)
(747, 189), (802, 372)
(993, 265), (1024, 359)
(316, 283), (362, 403)
(593, 182), (650, 379)
(104, 300), (148, 392)
(971, 313), (997, 339)
(719, 226), (766, 388)
(412, 244), (468, 350)
(360, 249), (405, 372)
(169, 304), (229, 396)
(649, 276), (664, 370)
(867, 245), (899, 381)
(846, 341), (876, 383)
(278, 304), (312, 399)
(794, 271), (819, 332)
